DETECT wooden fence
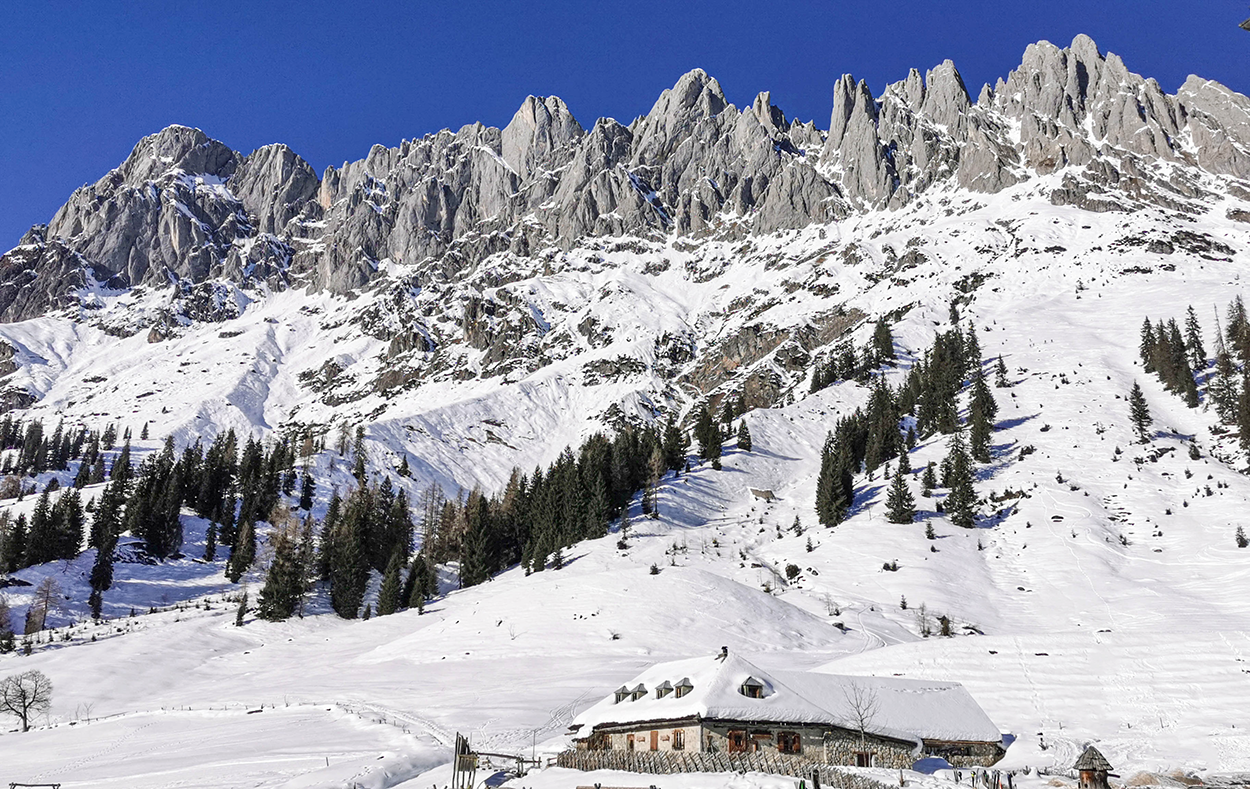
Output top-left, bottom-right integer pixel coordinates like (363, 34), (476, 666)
(556, 749), (894, 789)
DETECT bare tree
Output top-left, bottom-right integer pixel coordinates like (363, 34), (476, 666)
(0, 670), (53, 731)
(842, 680), (881, 753)
(24, 577), (67, 634)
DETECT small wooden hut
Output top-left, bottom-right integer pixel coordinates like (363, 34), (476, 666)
(1074, 745), (1113, 789)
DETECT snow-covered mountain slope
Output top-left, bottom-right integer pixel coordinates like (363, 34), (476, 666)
(1, 33), (1250, 789)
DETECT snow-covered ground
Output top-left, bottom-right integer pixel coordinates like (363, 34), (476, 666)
(1, 177), (1249, 787)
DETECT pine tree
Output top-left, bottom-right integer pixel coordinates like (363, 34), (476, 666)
(969, 368), (997, 463)
(736, 421), (752, 452)
(1228, 296), (1248, 356)
(23, 489), (54, 566)
(884, 468), (915, 524)
(352, 427), (367, 483)
(1211, 347), (1240, 423)
(1129, 382), (1152, 443)
(944, 432), (977, 528)
(1185, 306), (1206, 370)
(921, 462), (936, 497)
(873, 318), (896, 362)
(994, 356), (1009, 388)
(256, 527), (303, 621)
(377, 550), (404, 616)
(203, 522), (217, 562)
(227, 519), (256, 583)
(1140, 318), (1157, 372)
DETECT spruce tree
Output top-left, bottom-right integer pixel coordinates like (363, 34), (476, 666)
(736, 421), (752, 452)
(884, 468), (915, 524)
(873, 319), (896, 362)
(227, 519), (256, 583)
(994, 356), (1009, 388)
(256, 527), (303, 621)
(944, 432), (977, 528)
(921, 462), (936, 496)
(969, 368), (997, 463)
(1140, 318), (1157, 372)
(377, 549), (404, 616)
(1129, 382), (1152, 443)
(1185, 306), (1206, 370)
(23, 490), (54, 566)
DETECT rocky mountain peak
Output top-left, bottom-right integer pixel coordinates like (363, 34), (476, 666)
(3, 36), (1249, 328)
(114, 124), (240, 187)
(501, 94), (585, 181)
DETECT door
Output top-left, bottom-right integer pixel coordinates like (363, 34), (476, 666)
(650, 730), (659, 751)
(627, 734), (635, 751)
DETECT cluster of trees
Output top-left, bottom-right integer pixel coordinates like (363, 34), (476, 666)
(1139, 298), (1250, 455)
(815, 321), (996, 528)
(0, 488), (84, 573)
(0, 417), (136, 480)
(1139, 306), (1205, 407)
(809, 319), (897, 393)
(413, 422), (691, 593)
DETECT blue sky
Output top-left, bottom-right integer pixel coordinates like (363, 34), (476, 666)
(2, 1), (1247, 247)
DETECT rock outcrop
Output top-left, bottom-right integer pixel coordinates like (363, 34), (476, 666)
(3, 35), (1249, 323)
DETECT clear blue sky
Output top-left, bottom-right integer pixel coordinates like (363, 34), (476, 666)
(2, 1), (1247, 247)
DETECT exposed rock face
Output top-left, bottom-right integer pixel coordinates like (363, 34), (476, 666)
(4, 35), (1250, 323)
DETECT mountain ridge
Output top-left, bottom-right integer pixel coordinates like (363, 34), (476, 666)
(3, 34), (1248, 326)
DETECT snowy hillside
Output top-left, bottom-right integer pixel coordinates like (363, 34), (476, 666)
(1, 33), (1250, 789)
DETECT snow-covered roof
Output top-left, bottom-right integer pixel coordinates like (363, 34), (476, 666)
(570, 652), (1002, 745)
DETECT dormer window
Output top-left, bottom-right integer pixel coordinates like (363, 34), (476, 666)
(674, 678), (693, 698)
(630, 684), (647, 701)
(740, 677), (765, 699)
(614, 686), (630, 704)
(655, 681), (673, 699)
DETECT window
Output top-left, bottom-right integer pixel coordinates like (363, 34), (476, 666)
(614, 686), (629, 704)
(777, 731), (802, 755)
(675, 679), (693, 698)
(672, 729), (685, 751)
(655, 681), (673, 699)
(740, 682), (763, 699)
(728, 730), (748, 753)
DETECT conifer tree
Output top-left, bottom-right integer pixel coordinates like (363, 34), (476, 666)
(111, 440), (133, 489)
(736, 421), (752, 452)
(969, 367), (997, 463)
(203, 522), (217, 562)
(1140, 318), (1156, 372)
(327, 507), (367, 618)
(377, 549), (404, 616)
(921, 462), (936, 497)
(23, 490), (54, 566)
(1185, 306), (1206, 370)
(994, 355), (1008, 388)
(694, 405), (719, 461)
(256, 527), (303, 621)
(1129, 382), (1152, 443)
(1211, 343), (1240, 423)
(1228, 296), (1247, 356)
(227, 519), (256, 583)
(872, 318), (896, 362)
(884, 467), (915, 524)
(944, 432), (977, 528)
(352, 426), (367, 483)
